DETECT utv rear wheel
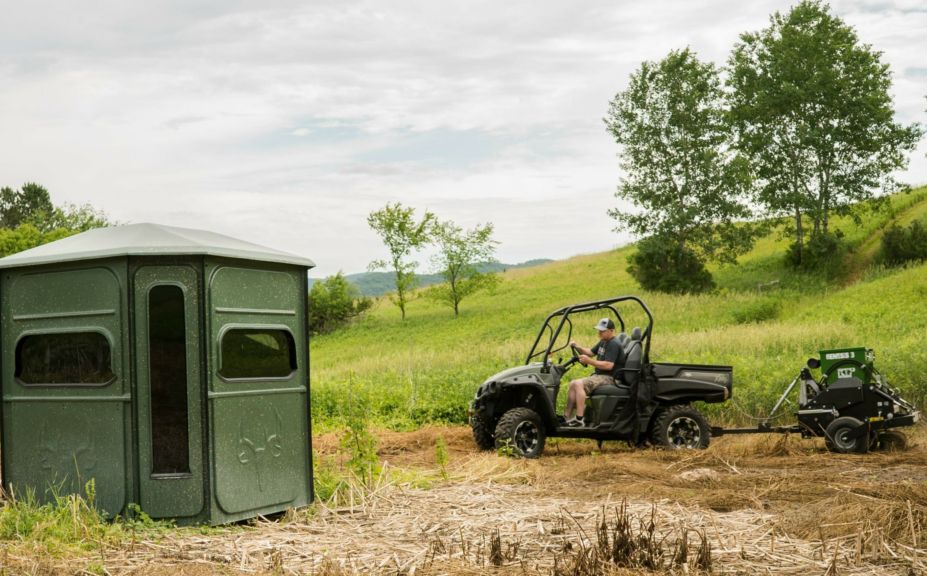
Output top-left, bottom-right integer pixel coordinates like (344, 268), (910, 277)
(651, 405), (710, 450)
(825, 416), (867, 454)
(470, 414), (496, 451)
(494, 407), (546, 458)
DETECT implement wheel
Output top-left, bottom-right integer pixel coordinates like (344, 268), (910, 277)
(825, 416), (868, 454)
(494, 407), (546, 458)
(875, 429), (908, 452)
(651, 405), (710, 450)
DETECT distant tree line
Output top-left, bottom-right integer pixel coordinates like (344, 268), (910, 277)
(607, 0), (923, 293)
(0, 182), (112, 256)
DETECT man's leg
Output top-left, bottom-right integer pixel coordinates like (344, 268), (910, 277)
(564, 379), (579, 419)
(575, 385), (588, 420)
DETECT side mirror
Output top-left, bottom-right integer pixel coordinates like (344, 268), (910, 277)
(807, 358), (821, 369)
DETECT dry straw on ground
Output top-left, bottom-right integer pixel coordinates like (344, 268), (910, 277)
(3, 426), (927, 575)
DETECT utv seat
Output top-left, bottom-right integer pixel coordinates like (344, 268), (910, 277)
(590, 384), (630, 398)
(620, 327), (643, 387)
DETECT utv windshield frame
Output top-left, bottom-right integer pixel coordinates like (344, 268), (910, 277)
(525, 295), (654, 366)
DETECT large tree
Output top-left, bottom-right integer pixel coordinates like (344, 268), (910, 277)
(426, 220), (499, 317)
(367, 202), (435, 320)
(605, 48), (754, 291)
(727, 0), (923, 265)
(0, 183), (113, 257)
(0, 182), (54, 229)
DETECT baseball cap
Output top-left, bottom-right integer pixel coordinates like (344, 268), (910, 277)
(594, 318), (615, 331)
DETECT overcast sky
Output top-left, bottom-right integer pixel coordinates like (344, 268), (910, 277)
(1, 1), (924, 276)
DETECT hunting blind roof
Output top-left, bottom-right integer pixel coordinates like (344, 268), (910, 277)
(0, 222), (315, 269)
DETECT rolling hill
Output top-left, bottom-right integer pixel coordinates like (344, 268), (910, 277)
(309, 188), (927, 430)
(308, 259), (554, 296)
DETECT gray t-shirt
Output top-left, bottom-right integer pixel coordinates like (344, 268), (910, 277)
(591, 336), (623, 376)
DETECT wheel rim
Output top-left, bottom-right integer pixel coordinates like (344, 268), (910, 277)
(667, 416), (702, 449)
(513, 420), (539, 454)
(832, 427), (857, 451)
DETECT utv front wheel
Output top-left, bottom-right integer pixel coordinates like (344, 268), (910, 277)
(651, 405), (710, 450)
(494, 407), (546, 458)
(470, 413), (496, 451)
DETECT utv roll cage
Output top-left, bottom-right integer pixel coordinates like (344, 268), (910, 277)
(525, 295), (655, 367)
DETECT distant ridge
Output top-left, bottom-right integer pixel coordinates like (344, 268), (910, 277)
(309, 259), (554, 297)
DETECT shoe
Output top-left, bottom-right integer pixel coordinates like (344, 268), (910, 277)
(565, 418), (585, 428)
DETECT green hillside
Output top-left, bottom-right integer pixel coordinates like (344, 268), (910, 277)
(310, 188), (927, 430)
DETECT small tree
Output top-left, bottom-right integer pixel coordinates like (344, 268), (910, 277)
(605, 48), (754, 292)
(727, 0), (923, 266)
(308, 273), (372, 335)
(367, 203), (435, 320)
(426, 221), (500, 317)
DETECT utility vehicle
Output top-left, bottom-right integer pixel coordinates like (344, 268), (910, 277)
(469, 296), (732, 458)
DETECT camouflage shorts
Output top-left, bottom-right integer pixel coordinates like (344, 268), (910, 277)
(579, 374), (616, 394)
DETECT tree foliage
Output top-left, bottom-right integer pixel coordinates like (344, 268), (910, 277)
(727, 0), (923, 266)
(426, 220), (500, 317)
(0, 183), (113, 257)
(605, 47), (755, 273)
(0, 183), (54, 229)
(367, 202), (435, 320)
(308, 273), (373, 335)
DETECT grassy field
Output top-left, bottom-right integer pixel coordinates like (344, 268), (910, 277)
(310, 187), (927, 430)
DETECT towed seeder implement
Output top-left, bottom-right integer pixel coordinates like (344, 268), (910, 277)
(713, 347), (919, 453)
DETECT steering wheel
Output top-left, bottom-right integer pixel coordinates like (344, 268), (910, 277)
(559, 344), (580, 370)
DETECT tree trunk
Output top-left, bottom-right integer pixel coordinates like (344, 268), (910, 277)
(794, 205), (804, 265)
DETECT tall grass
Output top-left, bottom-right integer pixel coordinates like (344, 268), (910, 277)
(310, 189), (927, 429)
(0, 480), (172, 562)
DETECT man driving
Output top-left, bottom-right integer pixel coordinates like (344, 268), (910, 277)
(563, 318), (623, 428)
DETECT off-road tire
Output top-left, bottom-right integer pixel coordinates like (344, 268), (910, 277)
(650, 405), (710, 450)
(494, 407), (546, 458)
(824, 416), (867, 454)
(470, 414), (496, 451)
(874, 429), (908, 452)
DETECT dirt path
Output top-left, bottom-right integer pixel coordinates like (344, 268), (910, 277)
(5, 427), (927, 575)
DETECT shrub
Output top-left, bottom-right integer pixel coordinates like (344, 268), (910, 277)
(309, 272), (372, 334)
(786, 230), (845, 273)
(732, 298), (781, 324)
(878, 221), (927, 266)
(627, 236), (714, 294)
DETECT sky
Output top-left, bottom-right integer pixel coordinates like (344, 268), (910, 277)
(1, 0), (925, 276)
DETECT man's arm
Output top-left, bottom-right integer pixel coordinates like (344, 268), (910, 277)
(569, 341), (594, 356)
(579, 339), (619, 371)
(579, 356), (614, 371)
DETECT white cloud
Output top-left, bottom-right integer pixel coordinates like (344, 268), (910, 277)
(0, 0), (923, 276)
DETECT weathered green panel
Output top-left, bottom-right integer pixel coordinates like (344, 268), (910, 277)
(133, 265), (205, 520)
(1, 262), (131, 515)
(3, 401), (126, 514)
(205, 260), (310, 522)
(212, 393), (305, 514)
